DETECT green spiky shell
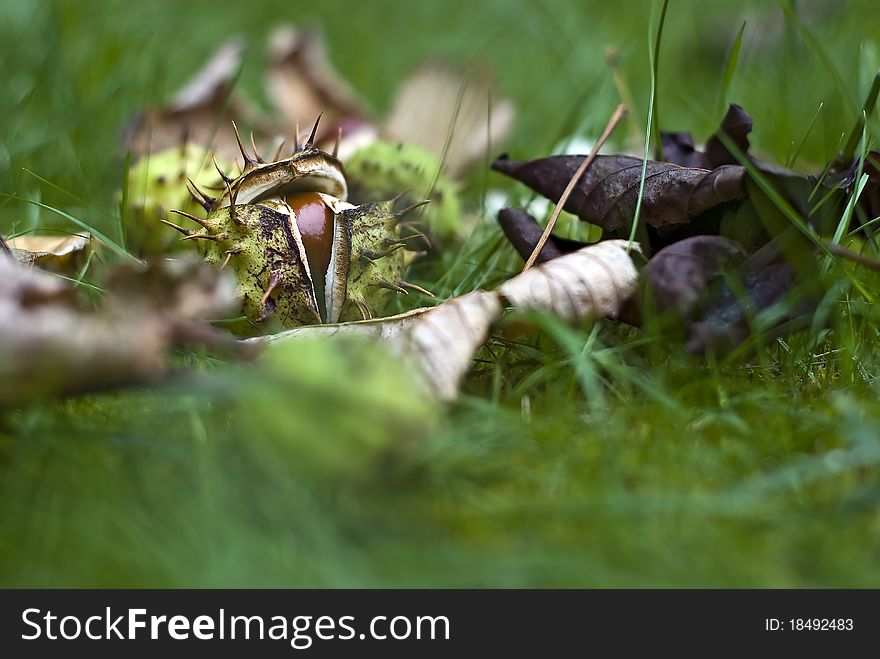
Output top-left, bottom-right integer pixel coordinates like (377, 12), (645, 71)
(344, 199), (407, 318)
(197, 198), (406, 332)
(346, 140), (461, 241)
(167, 143), (414, 333)
(123, 144), (232, 255)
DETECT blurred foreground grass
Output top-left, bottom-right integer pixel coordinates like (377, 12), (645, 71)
(2, 0), (880, 587)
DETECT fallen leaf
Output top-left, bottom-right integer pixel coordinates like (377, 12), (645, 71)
(685, 260), (816, 355)
(246, 292), (501, 401)
(644, 235), (747, 317)
(8, 233), (92, 273)
(496, 208), (642, 326)
(392, 291), (503, 400)
(0, 254), (241, 406)
(498, 239), (639, 322)
(245, 306), (432, 344)
(661, 104), (753, 169)
(492, 153), (746, 243)
(247, 240), (639, 399)
(497, 207), (563, 265)
(386, 62), (515, 178)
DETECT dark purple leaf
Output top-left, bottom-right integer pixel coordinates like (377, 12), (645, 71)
(645, 235), (747, 316)
(660, 131), (708, 169)
(497, 207), (562, 264)
(704, 104), (753, 167)
(684, 260), (818, 356)
(492, 154), (746, 239)
(660, 104), (753, 169)
(643, 236), (819, 356)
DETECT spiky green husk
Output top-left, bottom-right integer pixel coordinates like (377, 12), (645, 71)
(346, 140), (461, 241)
(194, 199), (406, 332)
(344, 199), (407, 319)
(123, 145), (232, 255)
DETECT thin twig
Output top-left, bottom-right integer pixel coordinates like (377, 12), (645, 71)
(825, 241), (880, 273)
(522, 103), (628, 272)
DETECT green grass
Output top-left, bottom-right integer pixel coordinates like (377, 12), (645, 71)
(2, 0), (880, 587)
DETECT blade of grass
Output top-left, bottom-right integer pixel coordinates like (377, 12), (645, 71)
(417, 74), (469, 228)
(650, 0), (670, 161)
(842, 70), (880, 161)
(785, 102), (823, 168)
(0, 193), (137, 261)
(627, 2), (669, 251)
(831, 153), (869, 247)
(717, 21), (747, 118)
(119, 149), (132, 250)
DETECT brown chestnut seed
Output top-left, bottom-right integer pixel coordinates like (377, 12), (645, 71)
(286, 192), (336, 320)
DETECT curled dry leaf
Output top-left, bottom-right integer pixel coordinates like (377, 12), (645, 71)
(8, 233), (92, 273)
(492, 154), (746, 244)
(246, 292), (501, 401)
(247, 306), (432, 344)
(497, 208), (642, 327)
(386, 62), (515, 178)
(393, 291), (503, 401)
(0, 255), (240, 406)
(247, 240), (639, 399)
(498, 239), (639, 322)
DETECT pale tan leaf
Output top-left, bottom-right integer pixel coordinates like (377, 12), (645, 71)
(246, 292), (502, 401)
(246, 306), (432, 344)
(246, 241), (639, 400)
(497, 240), (640, 322)
(169, 39), (247, 111)
(384, 62), (515, 178)
(391, 291), (502, 400)
(0, 255), (240, 406)
(9, 233), (92, 273)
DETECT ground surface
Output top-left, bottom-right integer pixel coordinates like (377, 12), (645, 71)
(1, 0), (880, 587)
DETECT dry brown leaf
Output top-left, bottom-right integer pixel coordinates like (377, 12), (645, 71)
(0, 254), (240, 406)
(492, 154), (746, 244)
(384, 62), (515, 178)
(247, 241), (638, 400)
(8, 233), (92, 273)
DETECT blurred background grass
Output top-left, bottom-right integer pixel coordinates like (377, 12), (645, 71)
(2, 0), (880, 587)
